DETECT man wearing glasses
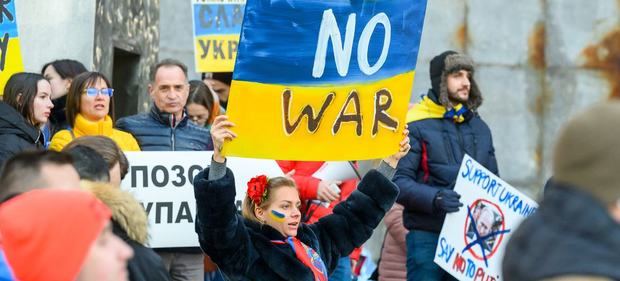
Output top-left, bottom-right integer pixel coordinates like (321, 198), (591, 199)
(116, 59), (213, 280)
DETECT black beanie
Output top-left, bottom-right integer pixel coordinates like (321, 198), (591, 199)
(430, 50), (458, 95)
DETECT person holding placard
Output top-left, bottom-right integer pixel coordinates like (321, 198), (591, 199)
(393, 51), (499, 281)
(193, 115), (410, 281)
(276, 160), (359, 281)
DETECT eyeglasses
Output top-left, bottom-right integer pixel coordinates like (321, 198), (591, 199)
(83, 88), (114, 97)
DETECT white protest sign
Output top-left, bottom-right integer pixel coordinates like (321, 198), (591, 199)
(121, 151), (283, 248)
(434, 154), (538, 281)
(312, 161), (359, 182)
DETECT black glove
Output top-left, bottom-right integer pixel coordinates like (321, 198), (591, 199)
(433, 189), (463, 213)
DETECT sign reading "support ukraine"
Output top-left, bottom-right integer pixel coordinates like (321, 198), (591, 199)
(0, 0), (24, 96)
(191, 0), (245, 72)
(224, 0), (428, 160)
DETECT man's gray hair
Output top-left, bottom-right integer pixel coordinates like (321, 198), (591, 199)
(151, 58), (188, 82)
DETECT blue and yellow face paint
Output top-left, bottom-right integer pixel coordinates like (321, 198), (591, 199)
(0, 0), (24, 96)
(269, 210), (286, 223)
(224, 0), (428, 161)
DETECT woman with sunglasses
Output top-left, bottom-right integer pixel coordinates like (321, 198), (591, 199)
(49, 72), (140, 151)
(0, 72), (54, 166)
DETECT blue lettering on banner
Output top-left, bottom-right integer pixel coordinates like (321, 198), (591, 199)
(461, 158), (537, 217)
(437, 237), (455, 264)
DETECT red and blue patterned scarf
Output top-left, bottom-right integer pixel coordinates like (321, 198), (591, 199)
(272, 237), (328, 281)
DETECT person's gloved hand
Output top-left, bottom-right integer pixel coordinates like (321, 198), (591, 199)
(433, 189), (463, 213)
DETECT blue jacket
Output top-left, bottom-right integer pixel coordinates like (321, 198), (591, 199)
(393, 90), (498, 233)
(194, 168), (398, 281)
(116, 106), (213, 151)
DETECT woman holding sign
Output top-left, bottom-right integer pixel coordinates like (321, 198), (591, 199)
(193, 115), (410, 281)
(49, 72), (140, 152)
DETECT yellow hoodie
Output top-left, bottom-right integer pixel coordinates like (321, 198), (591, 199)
(50, 114), (140, 151)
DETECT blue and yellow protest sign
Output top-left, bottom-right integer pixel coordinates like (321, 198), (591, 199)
(434, 155), (538, 281)
(0, 0), (24, 96)
(191, 0), (245, 73)
(224, 0), (428, 160)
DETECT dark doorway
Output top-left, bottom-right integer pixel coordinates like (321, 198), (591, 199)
(112, 48), (141, 120)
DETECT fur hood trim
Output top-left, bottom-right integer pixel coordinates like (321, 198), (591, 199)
(81, 181), (149, 245)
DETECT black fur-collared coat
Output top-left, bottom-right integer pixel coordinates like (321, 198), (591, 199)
(194, 168), (398, 281)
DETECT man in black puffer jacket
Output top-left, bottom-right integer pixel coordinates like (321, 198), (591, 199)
(116, 59), (212, 280)
(393, 51), (499, 281)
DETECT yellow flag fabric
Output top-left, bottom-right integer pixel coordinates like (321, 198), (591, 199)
(406, 95), (466, 123)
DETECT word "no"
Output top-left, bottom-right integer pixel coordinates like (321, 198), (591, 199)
(312, 9), (391, 78)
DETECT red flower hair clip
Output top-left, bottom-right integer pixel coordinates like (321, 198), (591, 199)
(247, 175), (269, 205)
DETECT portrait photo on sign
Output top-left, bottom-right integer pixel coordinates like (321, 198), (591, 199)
(464, 199), (504, 255)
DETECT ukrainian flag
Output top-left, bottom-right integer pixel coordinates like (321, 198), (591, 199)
(0, 0), (24, 96)
(225, 0), (427, 160)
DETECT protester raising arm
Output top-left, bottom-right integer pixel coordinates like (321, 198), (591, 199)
(194, 115), (410, 280)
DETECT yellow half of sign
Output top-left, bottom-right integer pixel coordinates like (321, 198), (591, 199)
(0, 37), (24, 96)
(194, 34), (239, 73)
(223, 71), (416, 161)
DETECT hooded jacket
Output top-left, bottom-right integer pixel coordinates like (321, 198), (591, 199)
(502, 183), (620, 281)
(83, 181), (170, 281)
(0, 102), (43, 167)
(194, 167), (398, 281)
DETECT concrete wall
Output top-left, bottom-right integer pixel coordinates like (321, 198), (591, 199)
(94, 0), (160, 114)
(411, 0), (620, 197)
(16, 0), (96, 72)
(159, 0), (201, 80)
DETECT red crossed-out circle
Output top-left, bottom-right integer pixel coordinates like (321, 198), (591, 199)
(462, 198), (506, 261)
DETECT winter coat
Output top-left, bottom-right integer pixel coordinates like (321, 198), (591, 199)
(277, 161), (362, 261)
(0, 102), (43, 166)
(502, 183), (620, 281)
(193, 167), (398, 281)
(393, 90), (498, 233)
(116, 105), (212, 151)
(83, 181), (171, 281)
(378, 204), (408, 281)
(49, 114), (140, 151)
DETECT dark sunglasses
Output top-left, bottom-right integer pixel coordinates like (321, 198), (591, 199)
(83, 88), (114, 97)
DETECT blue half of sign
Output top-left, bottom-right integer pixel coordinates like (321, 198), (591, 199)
(233, 0), (427, 86)
(193, 3), (245, 36)
(0, 0), (19, 38)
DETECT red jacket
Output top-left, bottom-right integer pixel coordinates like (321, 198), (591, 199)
(277, 161), (361, 260)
